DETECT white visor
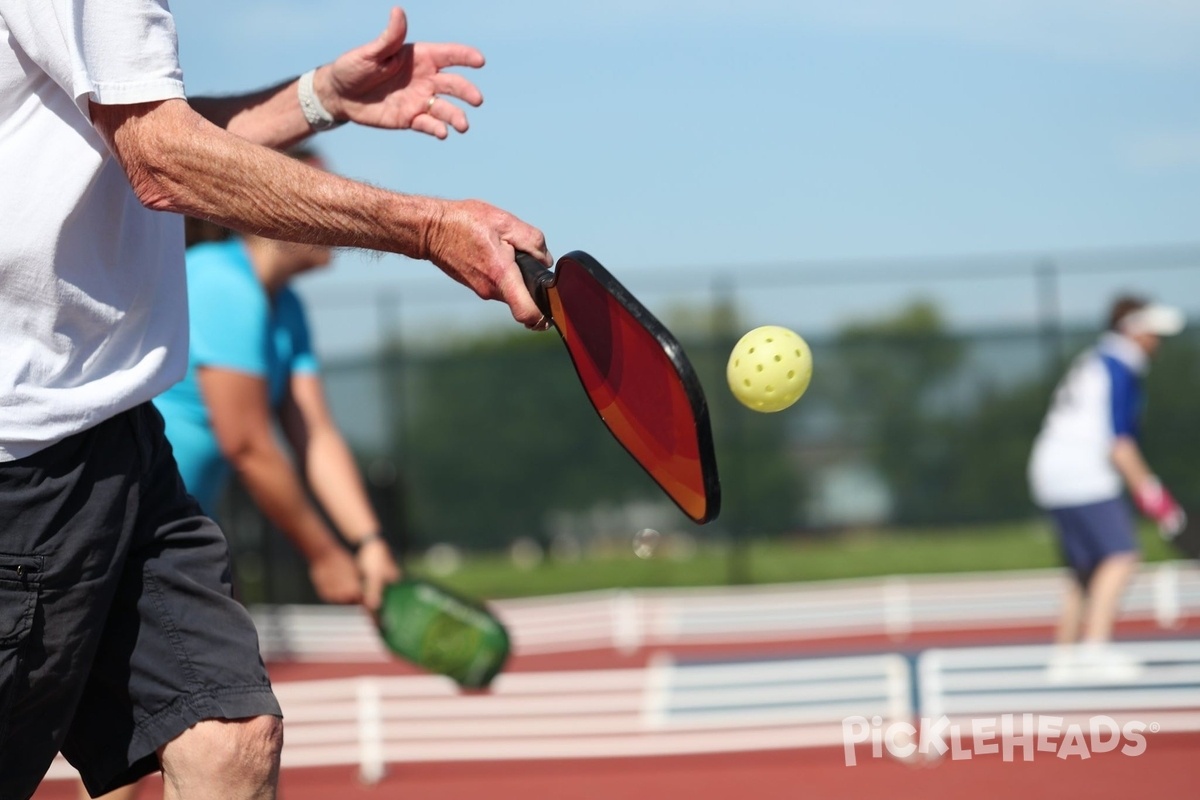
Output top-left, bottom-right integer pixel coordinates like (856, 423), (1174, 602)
(1121, 304), (1186, 337)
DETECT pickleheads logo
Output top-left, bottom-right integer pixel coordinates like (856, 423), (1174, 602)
(842, 714), (1155, 766)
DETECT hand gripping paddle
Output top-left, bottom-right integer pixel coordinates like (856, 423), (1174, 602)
(376, 576), (510, 689)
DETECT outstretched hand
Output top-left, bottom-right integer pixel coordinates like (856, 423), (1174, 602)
(308, 7), (554, 329)
(320, 7), (484, 138)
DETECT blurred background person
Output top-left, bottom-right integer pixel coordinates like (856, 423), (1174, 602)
(1028, 294), (1185, 676)
(79, 149), (400, 800)
(155, 147), (401, 610)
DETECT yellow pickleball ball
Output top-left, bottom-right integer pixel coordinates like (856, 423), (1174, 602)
(726, 325), (812, 412)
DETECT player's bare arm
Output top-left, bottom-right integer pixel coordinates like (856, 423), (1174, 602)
(1110, 435), (1154, 492)
(200, 367), (362, 605)
(88, 98), (550, 327)
(281, 374), (401, 610)
(281, 374), (381, 544)
(189, 7), (483, 148)
(1113, 434), (1186, 534)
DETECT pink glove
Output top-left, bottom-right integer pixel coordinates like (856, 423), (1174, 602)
(1134, 478), (1186, 537)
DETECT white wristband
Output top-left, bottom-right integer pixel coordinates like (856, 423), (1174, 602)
(298, 69), (344, 132)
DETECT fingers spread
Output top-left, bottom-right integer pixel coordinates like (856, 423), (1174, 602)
(372, 7), (410, 59)
(411, 114), (449, 139)
(425, 97), (470, 134)
(426, 42), (486, 71)
(431, 72), (484, 108)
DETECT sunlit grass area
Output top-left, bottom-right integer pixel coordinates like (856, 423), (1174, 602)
(427, 521), (1180, 600)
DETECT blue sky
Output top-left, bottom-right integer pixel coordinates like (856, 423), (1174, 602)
(172, 2), (1200, 354)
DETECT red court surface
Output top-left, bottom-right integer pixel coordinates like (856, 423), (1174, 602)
(34, 733), (1200, 800)
(291, 734), (1200, 800)
(33, 617), (1200, 799)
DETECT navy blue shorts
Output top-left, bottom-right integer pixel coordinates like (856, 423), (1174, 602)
(0, 404), (281, 799)
(1049, 497), (1140, 588)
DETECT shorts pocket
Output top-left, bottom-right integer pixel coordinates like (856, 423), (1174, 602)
(0, 554), (41, 746)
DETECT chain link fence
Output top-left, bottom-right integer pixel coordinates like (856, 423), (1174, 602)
(219, 249), (1200, 602)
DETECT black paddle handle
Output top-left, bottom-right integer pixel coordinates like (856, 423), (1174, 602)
(515, 251), (554, 318)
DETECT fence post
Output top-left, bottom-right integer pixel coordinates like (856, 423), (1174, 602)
(641, 650), (674, 730)
(712, 275), (753, 585)
(1035, 258), (1064, 379)
(915, 649), (944, 761)
(883, 577), (913, 640)
(613, 590), (643, 654)
(1152, 561), (1181, 629)
(356, 678), (386, 784)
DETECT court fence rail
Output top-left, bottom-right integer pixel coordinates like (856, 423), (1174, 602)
(252, 563), (1200, 661)
(41, 564), (1200, 784)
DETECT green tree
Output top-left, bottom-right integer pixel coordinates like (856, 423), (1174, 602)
(1140, 332), (1200, 509)
(393, 324), (800, 551)
(830, 300), (965, 524)
(934, 380), (1050, 522)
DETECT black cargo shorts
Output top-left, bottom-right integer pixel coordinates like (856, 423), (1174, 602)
(0, 403), (281, 799)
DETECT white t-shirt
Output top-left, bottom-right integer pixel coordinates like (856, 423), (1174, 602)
(1027, 333), (1147, 509)
(0, 1), (188, 461)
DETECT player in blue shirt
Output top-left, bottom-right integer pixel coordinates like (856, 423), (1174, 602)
(154, 149), (400, 613)
(156, 238), (318, 514)
(1029, 296), (1184, 660)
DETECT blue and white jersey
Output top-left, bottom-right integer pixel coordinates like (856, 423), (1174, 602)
(1028, 333), (1147, 509)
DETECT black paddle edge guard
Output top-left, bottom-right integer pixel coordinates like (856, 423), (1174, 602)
(515, 250), (721, 524)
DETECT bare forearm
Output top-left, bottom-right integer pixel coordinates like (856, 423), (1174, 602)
(190, 62), (350, 149)
(304, 426), (381, 543)
(190, 77), (313, 150)
(1111, 435), (1153, 493)
(121, 100), (437, 255)
(230, 438), (342, 561)
(91, 95), (549, 324)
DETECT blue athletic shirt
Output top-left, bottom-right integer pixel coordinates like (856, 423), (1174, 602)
(1027, 332), (1147, 509)
(1101, 350), (1141, 439)
(154, 239), (319, 513)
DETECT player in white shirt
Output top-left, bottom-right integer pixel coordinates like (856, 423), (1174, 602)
(0, 4), (550, 799)
(1029, 296), (1185, 652)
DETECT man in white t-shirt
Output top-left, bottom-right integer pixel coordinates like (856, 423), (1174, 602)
(1028, 296), (1185, 656)
(0, 4), (550, 799)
